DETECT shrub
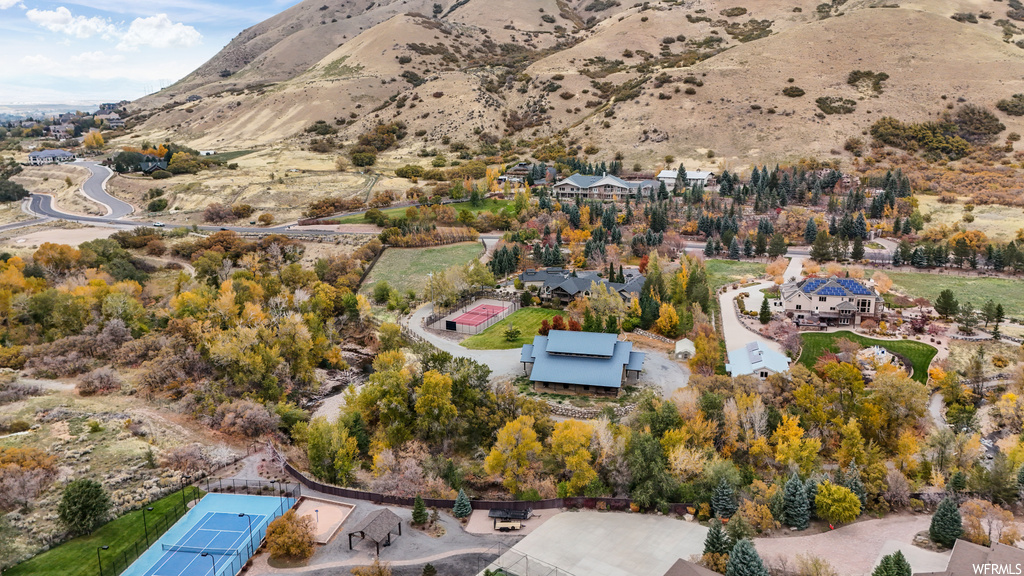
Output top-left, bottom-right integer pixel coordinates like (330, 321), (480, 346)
(954, 104), (1005, 143)
(846, 70), (889, 94)
(996, 94), (1024, 116)
(720, 7), (748, 17)
(58, 478), (111, 535)
(76, 368), (122, 396)
(231, 204), (254, 219)
(396, 164), (425, 178)
(151, 170), (172, 179)
(212, 400), (280, 438)
(266, 510), (315, 560)
(782, 86), (805, 97)
(147, 198), (168, 212)
(559, 91), (575, 100)
(816, 96), (856, 114)
(258, 213), (274, 225)
(203, 202), (235, 223)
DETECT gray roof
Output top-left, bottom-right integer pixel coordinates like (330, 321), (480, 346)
(29, 149), (74, 158)
(916, 540), (1024, 576)
(546, 330), (617, 357)
(523, 332), (643, 389)
(725, 341), (790, 376)
(350, 508), (402, 543)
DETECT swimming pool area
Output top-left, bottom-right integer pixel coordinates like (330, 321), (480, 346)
(121, 493), (295, 576)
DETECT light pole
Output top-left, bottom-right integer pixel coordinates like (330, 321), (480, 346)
(96, 545), (109, 576)
(180, 475), (191, 508)
(238, 513), (254, 554)
(201, 552), (216, 576)
(315, 509), (319, 525)
(142, 506), (154, 546)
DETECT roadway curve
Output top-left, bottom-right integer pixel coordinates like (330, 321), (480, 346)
(77, 161), (134, 218)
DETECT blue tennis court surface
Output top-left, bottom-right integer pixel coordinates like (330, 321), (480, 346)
(122, 494), (294, 576)
(144, 512), (266, 576)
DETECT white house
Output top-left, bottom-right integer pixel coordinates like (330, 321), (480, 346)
(772, 277), (884, 328)
(674, 338), (695, 360)
(725, 342), (790, 379)
(656, 169), (717, 190)
(29, 149), (76, 165)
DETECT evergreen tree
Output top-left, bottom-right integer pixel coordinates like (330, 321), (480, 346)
(759, 298), (771, 325)
(618, 265), (625, 284)
(725, 539), (769, 576)
(768, 233), (788, 259)
(934, 289), (959, 318)
(1017, 463), (1024, 494)
(754, 233), (767, 258)
(729, 237), (741, 260)
(412, 495), (428, 525)
(851, 236), (865, 261)
(423, 564), (438, 576)
(948, 470), (967, 493)
(453, 489), (472, 519)
(810, 230), (832, 262)
(892, 249), (902, 267)
(843, 465), (867, 509)
(929, 497), (962, 548)
(712, 479), (738, 519)
(892, 216), (902, 236)
(704, 238), (715, 257)
(872, 550), (911, 576)
(804, 477), (821, 519)
(703, 519), (732, 555)
(783, 472), (810, 530)
(744, 237), (754, 258)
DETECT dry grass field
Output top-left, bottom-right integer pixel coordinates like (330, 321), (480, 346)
(9, 164), (101, 217)
(917, 195), (1024, 243)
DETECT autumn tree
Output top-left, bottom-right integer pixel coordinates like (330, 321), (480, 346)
(415, 370), (458, 444)
(302, 416), (359, 485)
(771, 415), (821, 475)
(484, 415), (542, 494)
(655, 303), (680, 338)
(814, 481), (861, 526)
(83, 131), (104, 150)
(550, 420), (597, 497)
(266, 510), (316, 560)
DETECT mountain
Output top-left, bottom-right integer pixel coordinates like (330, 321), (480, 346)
(128, 0), (1024, 167)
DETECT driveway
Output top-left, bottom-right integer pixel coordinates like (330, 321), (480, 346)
(76, 161), (135, 218)
(753, 515), (949, 576)
(407, 304), (524, 379)
(717, 256), (802, 356)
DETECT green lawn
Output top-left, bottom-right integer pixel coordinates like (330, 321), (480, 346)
(7, 486), (202, 576)
(204, 149), (256, 163)
(460, 307), (563, 350)
(881, 271), (1024, 318)
(797, 331), (937, 383)
(705, 259), (768, 293)
(360, 242), (483, 298)
(335, 198), (511, 224)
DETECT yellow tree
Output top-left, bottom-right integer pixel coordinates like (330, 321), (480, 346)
(485, 415), (542, 494)
(771, 414), (821, 475)
(655, 302), (680, 337)
(415, 370), (458, 443)
(549, 420), (597, 496)
(83, 131), (104, 150)
(265, 510), (315, 560)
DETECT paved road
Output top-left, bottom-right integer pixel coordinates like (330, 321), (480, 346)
(681, 237), (896, 265)
(714, 255), (803, 356)
(77, 161), (134, 218)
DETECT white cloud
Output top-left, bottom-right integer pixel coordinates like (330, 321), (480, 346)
(70, 51), (125, 64)
(117, 14), (202, 50)
(25, 6), (117, 39)
(0, 0), (23, 9)
(20, 54), (56, 67)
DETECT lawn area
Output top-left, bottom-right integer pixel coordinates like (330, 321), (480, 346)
(706, 259), (768, 293)
(204, 149), (256, 163)
(7, 486), (203, 576)
(874, 270), (1024, 318)
(360, 242), (483, 298)
(460, 307), (563, 350)
(797, 331), (937, 383)
(334, 198), (511, 224)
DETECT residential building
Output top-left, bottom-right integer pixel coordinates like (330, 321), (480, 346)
(520, 330), (644, 396)
(518, 267), (645, 303)
(915, 540), (1024, 576)
(139, 155), (169, 173)
(772, 277), (884, 328)
(98, 101), (128, 111)
(47, 124), (74, 140)
(725, 341), (790, 379)
(674, 338), (695, 360)
(552, 173), (660, 201)
(657, 169), (716, 189)
(28, 149), (75, 165)
(96, 112), (125, 129)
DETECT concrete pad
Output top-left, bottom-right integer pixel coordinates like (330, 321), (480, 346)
(294, 496), (355, 544)
(494, 510), (708, 576)
(464, 507), (561, 536)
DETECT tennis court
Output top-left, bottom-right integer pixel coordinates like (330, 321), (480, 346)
(454, 304), (507, 327)
(144, 512), (265, 576)
(122, 494), (294, 576)
(429, 298), (517, 335)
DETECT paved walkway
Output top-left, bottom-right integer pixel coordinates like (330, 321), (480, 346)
(753, 515), (949, 576)
(717, 256), (803, 356)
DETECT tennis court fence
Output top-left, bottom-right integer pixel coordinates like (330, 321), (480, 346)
(199, 491), (298, 576)
(99, 479), (300, 576)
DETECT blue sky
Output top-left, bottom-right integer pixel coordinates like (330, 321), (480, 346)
(0, 0), (302, 106)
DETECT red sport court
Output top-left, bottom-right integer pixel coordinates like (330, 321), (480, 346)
(453, 304), (507, 327)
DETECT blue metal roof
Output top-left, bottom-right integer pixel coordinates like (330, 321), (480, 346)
(524, 335), (642, 388)
(520, 344), (534, 363)
(545, 330), (617, 357)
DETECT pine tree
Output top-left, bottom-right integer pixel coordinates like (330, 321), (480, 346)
(851, 236), (865, 261)
(1017, 464), (1024, 493)
(810, 230), (832, 262)
(843, 465), (867, 509)
(724, 539), (769, 576)
(768, 233), (788, 259)
(422, 564), (438, 576)
(729, 237), (741, 260)
(934, 289), (959, 318)
(703, 519), (732, 555)
(782, 472), (809, 530)
(453, 489), (471, 519)
(948, 471), (967, 493)
(712, 479), (738, 519)
(759, 298), (771, 325)
(872, 550), (911, 576)
(704, 238), (715, 257)
(412, 495), (428, 525)
(929, 496), (962, 548)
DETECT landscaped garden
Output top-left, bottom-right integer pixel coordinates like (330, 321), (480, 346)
(460, 307), (563, 350)
(6, 486), (203, 576)
(706, 259), (768, 293)
(883, 271), (1024, 318)
(797, 331), (937, 383)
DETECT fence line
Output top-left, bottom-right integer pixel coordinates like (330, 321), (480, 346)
(97, 485), (202, 576)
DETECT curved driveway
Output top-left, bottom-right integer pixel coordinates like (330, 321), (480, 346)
(77, 161), (134, 218)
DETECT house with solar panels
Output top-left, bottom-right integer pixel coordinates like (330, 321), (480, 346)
(772, 276), (884, 328)
(520, 330), (644, 396)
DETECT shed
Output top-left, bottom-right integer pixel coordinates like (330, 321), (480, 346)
(348, 509), (402, 555)
(674, 338), (695, 360)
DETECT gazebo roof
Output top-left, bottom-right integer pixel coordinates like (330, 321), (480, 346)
(350, 509), (402, 543)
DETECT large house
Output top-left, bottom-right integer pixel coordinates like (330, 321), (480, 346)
(518, 267), (645, 303)
(915, 540), (1024, 576)
(96, 113), (125, 129)
(520, 330), (644, 396)
(772, 277), (884, 327)
(657, 169), (717, 190)
(725, 341), (790, 379)
(552, 173), (660, 201)
(29, 149), (76, 165)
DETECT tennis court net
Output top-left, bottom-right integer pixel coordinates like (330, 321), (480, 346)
(160, 544), (242, 556)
